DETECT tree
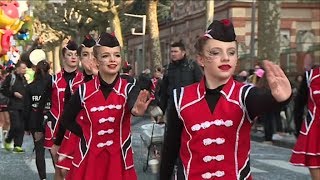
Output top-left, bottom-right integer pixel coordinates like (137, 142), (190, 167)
(146, 0), (162, 68)
(206, 1), (215, 29)
(87, 0), (135, 47)
(257, 1), (281, 63)
(30, 0), (103, 72)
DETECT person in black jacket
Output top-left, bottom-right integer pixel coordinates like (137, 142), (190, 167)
(24, 60), (51, 180)
(159, 41), (203, 115)
(3, 61), (28, 153)
(159, 41), (203, 179)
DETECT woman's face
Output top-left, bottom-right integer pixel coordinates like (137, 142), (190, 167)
(63, 49), (79, 68)
(95, 46), (121, 76)
(198, 39), (238, 82)
(80, 47), (97, 74)
(297, 75), (303, 82)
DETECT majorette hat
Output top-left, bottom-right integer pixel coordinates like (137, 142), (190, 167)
(204, 19), (236, 42)
(64, 40), (78, 51)
(81, 35), (96, 48)
(96, 32), (119, 47)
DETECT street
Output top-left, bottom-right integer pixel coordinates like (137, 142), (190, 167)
(0, 116), (311, 180)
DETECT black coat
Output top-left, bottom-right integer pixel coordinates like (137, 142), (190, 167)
(2, 72), (27, 110)
(24, 75), (51, 132)
(159, 57), (203, 112)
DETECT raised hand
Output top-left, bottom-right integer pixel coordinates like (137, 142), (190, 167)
(263, 60), (292, 102)
(131, 90), (152, 116)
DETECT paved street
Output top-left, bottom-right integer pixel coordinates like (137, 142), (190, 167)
(0, 116), (311, 180)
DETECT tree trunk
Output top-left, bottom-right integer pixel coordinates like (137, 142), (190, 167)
(147, 0), (162, 68)
(257, 1), (281, 63)
(53, 45), (61, 73)
(206, 1), (215, 29)
(46, 50), (54, 74)
(110, 3), (123, 47)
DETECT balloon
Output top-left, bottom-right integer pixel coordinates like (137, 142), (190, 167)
(0, 1), (22, 30)
(8, 50), (19, 64)
(17, 32), (29, 40)
(0, 1), (24, 57)
(29, 49), (46, 66)
(0, 29), (13, 55)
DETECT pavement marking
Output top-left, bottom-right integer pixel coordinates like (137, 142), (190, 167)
(256, 159), (309, 175)
(251, 167), (267, 173)
(25, 158), (55, 174)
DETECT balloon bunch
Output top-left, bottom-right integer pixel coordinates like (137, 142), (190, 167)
(0, 0), (24, 58)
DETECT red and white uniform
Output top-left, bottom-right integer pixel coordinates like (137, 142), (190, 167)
(67, 76), (136, 180)
(56, 111), (84, 170)
(173, 78), (254, 180)
(56, 74), (95, 170)
(44, 71), (83, 149)
(290, 67), (320, 168)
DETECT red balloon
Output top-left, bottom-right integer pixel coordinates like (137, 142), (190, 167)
(0, 29), (13, 55)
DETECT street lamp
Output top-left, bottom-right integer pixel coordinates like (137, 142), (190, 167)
(124, 13), (146, 73)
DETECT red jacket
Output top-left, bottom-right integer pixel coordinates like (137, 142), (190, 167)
(300, 67), (320, 135)
(70, 76), (136, 180)
(49, 71), (83, 140)
(174, 78), (253, 180)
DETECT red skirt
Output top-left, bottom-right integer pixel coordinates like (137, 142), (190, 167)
(290, 116), (320, 168)
(66, 150), (137, 180)
(44, 122), (54, 149)
(56, 156), (72, 170)
(57, 131), (78, 159)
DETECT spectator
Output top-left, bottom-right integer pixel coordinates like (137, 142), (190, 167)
(24, 59), (51, 180)
(3, 61), (28, 153)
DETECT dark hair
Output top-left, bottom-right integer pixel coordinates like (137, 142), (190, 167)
(33, 60), (50, 82)
(15, 61), (27, 68)
(248, 69), (255, 76)
(171, 41), (186, 51)
(154, 65), (162, 73)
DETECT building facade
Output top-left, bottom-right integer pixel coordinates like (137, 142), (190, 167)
(126, 0), (320, 75)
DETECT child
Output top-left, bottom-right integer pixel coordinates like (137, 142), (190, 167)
(160, 19), (292, 180)
(290, 65), (320, 180)
(61, 32), (150, 180)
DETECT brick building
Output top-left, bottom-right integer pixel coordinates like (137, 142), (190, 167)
(125, 0), (320, 75)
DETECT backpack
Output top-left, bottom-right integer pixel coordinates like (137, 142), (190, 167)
(0, 73), (16, 107)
